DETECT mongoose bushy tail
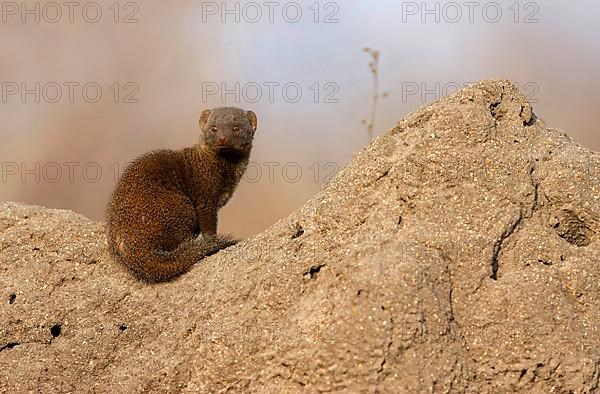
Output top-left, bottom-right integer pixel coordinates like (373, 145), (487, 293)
(105, 107), (257, 282)
(107, 234), (237, 283)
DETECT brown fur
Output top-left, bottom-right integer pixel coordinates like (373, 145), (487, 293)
(106, 107), (257, 282)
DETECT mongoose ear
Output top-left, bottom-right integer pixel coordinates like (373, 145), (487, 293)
(247, 110), (257, 134)
(199, 109), (212, 131)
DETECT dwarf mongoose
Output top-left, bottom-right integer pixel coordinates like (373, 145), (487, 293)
(106, 107), (257, 282)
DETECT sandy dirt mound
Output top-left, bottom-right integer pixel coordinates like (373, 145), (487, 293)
(1, 79), (599, 393)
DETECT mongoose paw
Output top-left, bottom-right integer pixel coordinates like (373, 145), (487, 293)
(196, 233), (216, 242)
(220, 236), (239, 248)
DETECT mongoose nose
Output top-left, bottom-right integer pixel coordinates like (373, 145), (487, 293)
(218, 136), (228, 144)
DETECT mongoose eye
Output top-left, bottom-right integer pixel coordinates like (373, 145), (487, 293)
(232, 126), (240, 132)
(211, 126), (218, 133)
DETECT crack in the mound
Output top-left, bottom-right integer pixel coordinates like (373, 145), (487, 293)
(590, 362), (600, 392)
(304, 263), (326, 280)
(527, 161), (541, 215)
(489, 86), (506, 123)
(490, 160), (542, 280)
(416, 245), (464, 338)
(376, 307), (394, 381)
(490, 211), (523, 280)
(440, 252), (460, 335)
(375, 168), (391, 182)
(0, 342), (19, 352)
(0, 337), (54, 352)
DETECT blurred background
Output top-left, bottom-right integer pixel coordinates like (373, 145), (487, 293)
(1, 0), (599, 237)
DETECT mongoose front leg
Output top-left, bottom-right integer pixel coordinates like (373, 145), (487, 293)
(197, 206), (218, 238)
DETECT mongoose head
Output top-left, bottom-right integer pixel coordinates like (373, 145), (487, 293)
(199, 107), (257, 157)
